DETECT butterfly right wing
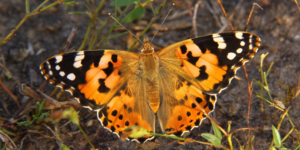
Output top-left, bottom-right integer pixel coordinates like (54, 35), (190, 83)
(155, 31), (260, 136)
(158, 31), (261, 94)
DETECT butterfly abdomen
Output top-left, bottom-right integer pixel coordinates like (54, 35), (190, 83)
(139, 52), (161, 113)
(146, 79), (160, 113)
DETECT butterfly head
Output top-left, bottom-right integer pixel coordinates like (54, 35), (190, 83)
(141, 36), (154, 54)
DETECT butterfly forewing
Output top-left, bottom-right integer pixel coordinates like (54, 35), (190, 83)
(158, 31), (261, 94)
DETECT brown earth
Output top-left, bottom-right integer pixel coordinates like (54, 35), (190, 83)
(0, 0), (300, 149)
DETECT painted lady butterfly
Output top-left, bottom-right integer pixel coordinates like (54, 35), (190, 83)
(40, 31), (260, 143)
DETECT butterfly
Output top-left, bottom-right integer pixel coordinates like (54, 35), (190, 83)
(40, 31), (260, 143)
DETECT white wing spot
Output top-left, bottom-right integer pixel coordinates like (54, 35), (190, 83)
(56, 84), (63, 89)
(55, 55), (63, 63)
(240, 41), (245, 46)
(227, 52), (236, 60)
(65, 89), (73, 94)
(74, 61), (82, 68)
(218, 43), (227, 49)
(75, 51), (85, 61)
(55, 65), (60, 70)
(213, 34), (226, 49)
(49, 70), (53, 75)
(59, 71), (65, 77)
(235, 32), (244, 39)
(73, 51), (84, 68)
(67, 73), (76, 81)
(46, 61), (51, 69)
(236, 48), (243, 53)
(212, 34), (224, 42)
(249, 44), (253, 50)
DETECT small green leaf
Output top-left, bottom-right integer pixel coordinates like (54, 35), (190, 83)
(253, 79), (263, 87)
(280, 147), (291, 150)
(64, 1), (77, 10)
(201, 133), (221, 146)
(272, 125), (281, 148)
(271, 146), (276, 150)
(266, 62), (274, 76)
(68, 11), (86, 15)
(60, 144), (70, 150)
(295, 144), (300, 150)
(110, 0), (136, 6)
(17, 120), (34, 126)
(245, 136), (255, 150)
(123, 7), (145, 23)
(37, 112), (49, 122)
(123, 126), (150, 138)
(260, 53), (268, 68)
(0, 126), (16, 136)
(36, 100), (45, 116)
(62, 107), (79, 125)
(211, 122), (221, 139)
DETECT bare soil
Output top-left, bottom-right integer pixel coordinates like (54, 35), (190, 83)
(0, 0), (300, 149)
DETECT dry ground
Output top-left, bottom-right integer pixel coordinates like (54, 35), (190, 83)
(0, 0), (300, 149)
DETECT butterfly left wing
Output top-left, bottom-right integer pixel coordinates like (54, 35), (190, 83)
(40, 50), (156, 142)
(156, 31), (260, 135)
(40, 50), (139, 109)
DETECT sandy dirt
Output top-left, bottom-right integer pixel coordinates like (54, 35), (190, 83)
(0, 0), (300, 149)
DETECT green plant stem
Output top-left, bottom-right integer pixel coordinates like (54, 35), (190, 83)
(187, 138), (224, 147)
(25, 0), (30, 14)
(32, 0), (50, 13)
(95, 0), (106, 13)
(78, 22), (92, 51)
(0, 0), (71, 46)
(150, 132), (185, 141)
(155, 0), (168, 15)
(88, 25), (96, 50)
(281, 114), (294, 142)
(77, 125), (94, 148)
(227, 122), (233, 150)
(88, 20), (108, 50)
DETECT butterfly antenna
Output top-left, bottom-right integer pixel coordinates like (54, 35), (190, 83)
(150, 3), (175, 43)
(108, 13), (144, 45)
(244, 3), (263, 31)
(217, 0), (235, 31)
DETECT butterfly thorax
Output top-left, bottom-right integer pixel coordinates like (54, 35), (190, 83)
(139, 37), (160, 113)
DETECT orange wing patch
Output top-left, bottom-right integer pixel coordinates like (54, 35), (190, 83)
(164, 79), (216, 136)
(98, 82), (155, 142)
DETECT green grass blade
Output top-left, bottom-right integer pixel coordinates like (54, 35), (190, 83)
(211, 122), (222, 139)
(272, 125), (281, 148)
(201, 133), (221, 146)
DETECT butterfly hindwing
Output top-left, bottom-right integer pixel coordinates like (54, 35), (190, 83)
(156, 72), (216, 136)
(98, 76), (156, 143)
